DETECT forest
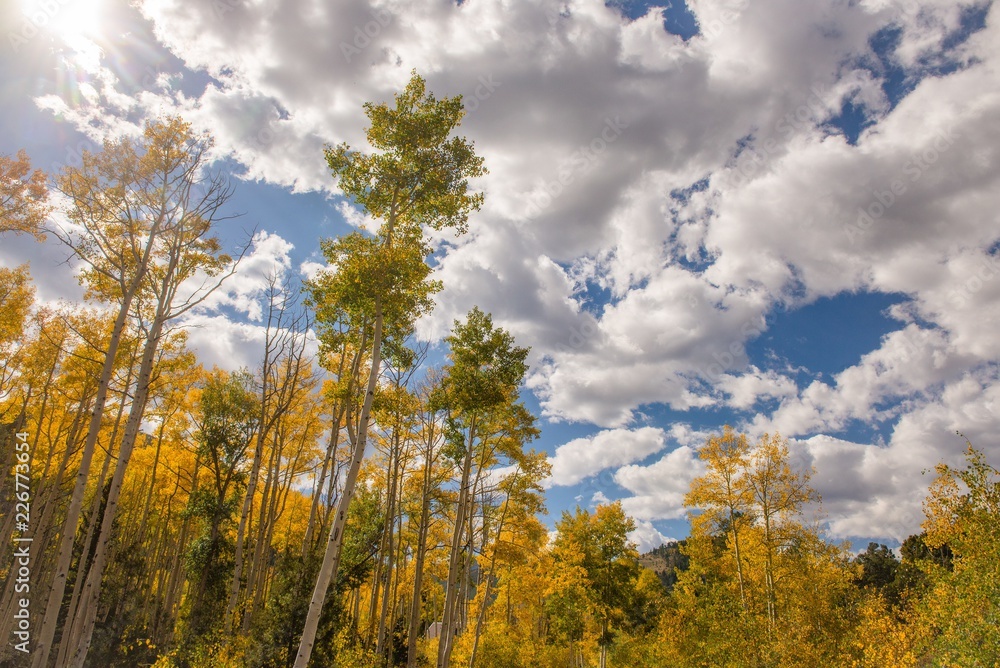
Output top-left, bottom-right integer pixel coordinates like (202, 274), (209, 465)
(1, 73), (998, 668)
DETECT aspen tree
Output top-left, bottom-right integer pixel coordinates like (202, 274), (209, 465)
(0, 148), (49, 239)
(34, 118), (235, 668)
(296, 72), (484, 668)
(406, 374), (447, 668)
(227, 274), (310, 634)
(437, 308), (530, 668)
(685, 427), (753, 611)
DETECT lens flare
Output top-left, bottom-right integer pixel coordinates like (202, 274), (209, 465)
(18, 0), (106, 48)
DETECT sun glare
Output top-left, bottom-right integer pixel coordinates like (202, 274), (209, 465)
(19, 0), (106, 46)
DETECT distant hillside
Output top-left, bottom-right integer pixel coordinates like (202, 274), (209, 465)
(639, 540), (690, 592)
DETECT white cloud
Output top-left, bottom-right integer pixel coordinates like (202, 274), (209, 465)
(336, 201), (378, 233)
(590, 490), (610, 506)
(547, 426), (666, 487)
(19, 0), (1000, 545)
(615, 445), (704, 521)
(629, 519), (675, 554)
(181, 314), (268, 372)
(789, 368), (1000, 542)
(194, 230), (294, 321)
(718, 367), (798, 410)
(299, 261), (327, 281)
(751, 324), (978, 438)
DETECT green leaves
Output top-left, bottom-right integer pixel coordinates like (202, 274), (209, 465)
(325, 71), (486, 235)
(310, 71), (484, 375)
(912, 443), (1000, 664)
(549, 503), (641, 648)
(311, 232), (438, 324)
(441, 306), (529, 414)
(196, 368), (259, 468)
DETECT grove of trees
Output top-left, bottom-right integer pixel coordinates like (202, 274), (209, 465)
(1, 73), (998, 667)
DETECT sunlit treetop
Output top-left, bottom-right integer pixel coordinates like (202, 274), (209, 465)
(440, 306), (530, 414)
(0, 149), (50, 241)
(325, 71), (487, 237)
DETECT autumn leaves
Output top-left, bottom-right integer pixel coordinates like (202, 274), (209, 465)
(3, 71), (998, 668)
(656, 430), (1000, 667)
(293, 72), (494, 668)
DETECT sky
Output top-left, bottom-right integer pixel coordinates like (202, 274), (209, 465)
(1, 0), (998, 553)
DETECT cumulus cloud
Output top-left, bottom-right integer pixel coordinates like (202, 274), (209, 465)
(590, 490), (610, 506)
(786, 369), (1000, 544)
(718, 368), (799, 410)
(750, 324), (981, 438)
(299, 260), (326, 281)
(181, 313), (269, 372)
(616, 445), (705, 521)
(15, 0), (1000, 543)
(629, 519), (675, 553)
(193, 230), (294, 320)
(548, 426), (666, 487)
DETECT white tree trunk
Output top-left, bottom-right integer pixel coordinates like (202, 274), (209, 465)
(293, 305), (383, 668)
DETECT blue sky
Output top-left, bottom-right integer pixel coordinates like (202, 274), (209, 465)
(2, 0), (998, 552)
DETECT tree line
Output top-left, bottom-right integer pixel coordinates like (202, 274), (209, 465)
(1, 73), (998, 667)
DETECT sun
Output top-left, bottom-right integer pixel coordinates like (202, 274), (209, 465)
(18, 0), (106, 46)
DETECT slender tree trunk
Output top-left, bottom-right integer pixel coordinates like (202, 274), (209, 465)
(316, 348), (364, 554)
(257, 430), (283, 606)
(304, 404), (344, 557)
(55, 456), (114, 668)
(0, 347), (61, 590)
(599, 619), (608, 668)
(158, 499), (193, 643)
(469, 552), (490, 668)
(763, 512), (776, 629)
(141, 487), (176, 631)
(459, 466), (488, 637)
(226, 338), (279, 633)
(0, 391), (87, 643)
(729, 502), (748, 612)
(53, 361), (137, 662)
(377, 430), (403, 657)
(65, 306), (167, 668)
(439, 414), (477, 668)
(32, 202), (166, 668)
(294, 304), (383, 668)
(388, 506), (406, 655)
(468, 484), (514, 668)
(245, 433), (286, 630)
(136, 416), (169, 546)
(366, 469), (389, 646)
(230, 423), (269, 632)
(31, 301), (135, 668)
(406, 418), (437, 668)
(459, 491), (476, 636)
